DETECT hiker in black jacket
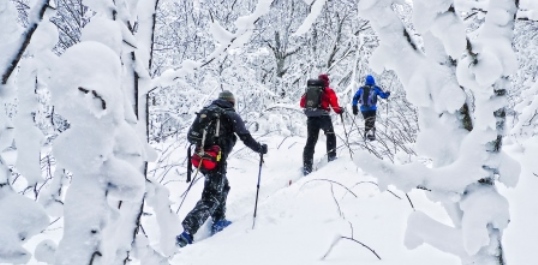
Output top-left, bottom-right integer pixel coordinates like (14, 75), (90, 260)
(176, 90), (268, 247)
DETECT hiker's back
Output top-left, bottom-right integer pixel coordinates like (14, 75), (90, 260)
(187, 104), (227, 148)
(359, 85), (375, 109)
(302, 79), (328, 117)
(177, 90), (268, 249)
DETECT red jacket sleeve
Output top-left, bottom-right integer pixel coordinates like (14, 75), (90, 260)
(326, 88), (342, 113)
(300, 94), (306, 108)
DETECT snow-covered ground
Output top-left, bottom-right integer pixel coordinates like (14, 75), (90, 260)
(151, 128), (537, 265)
(20, 123), (538, 265)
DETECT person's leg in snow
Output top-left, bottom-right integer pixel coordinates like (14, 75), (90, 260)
(319, 116), (337, 161)
(361, 110), (377, 140)
(210, 168), (231, 235)
(177, 163), (231, 247)
(303, 117), (321, 176)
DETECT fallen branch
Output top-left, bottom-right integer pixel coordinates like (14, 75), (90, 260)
(321, 222), (381, 261)
(302, 179), (358, 198)
(351, 181), (401, 199)
(330, 183), (344, 218)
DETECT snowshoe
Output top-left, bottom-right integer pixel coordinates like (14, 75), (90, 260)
(176, 231), (193, 248)
(211, 219), (232, 235)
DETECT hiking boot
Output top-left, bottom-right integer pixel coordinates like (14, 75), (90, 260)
(366, 130), (375, 141)
(303, 167), (312, 176)
(176, 231), (193, 248)
(328, 156), (337, 162)
(211, 219), (232, 235)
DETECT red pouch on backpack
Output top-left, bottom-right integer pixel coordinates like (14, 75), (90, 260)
(191, 145), (221, 171)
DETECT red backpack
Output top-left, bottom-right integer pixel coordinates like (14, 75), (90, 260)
(191, 145), (221, 172)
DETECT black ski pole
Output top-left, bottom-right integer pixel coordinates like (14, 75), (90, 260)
(252, 153), (264, 229)
(340, 113), (353, 158)
(176, 159), (203, 214)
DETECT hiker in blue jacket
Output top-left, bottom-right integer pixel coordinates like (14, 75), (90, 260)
(351, 75), (390, 140)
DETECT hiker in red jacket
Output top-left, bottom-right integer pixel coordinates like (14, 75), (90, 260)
(300, 74), (344, 175)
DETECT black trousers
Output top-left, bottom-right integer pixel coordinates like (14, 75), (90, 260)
(182, 162), (230, 234)
(361, 110), (377, 136)
(303, 116), (336, 172)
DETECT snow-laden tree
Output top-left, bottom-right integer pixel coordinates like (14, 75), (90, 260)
(39, 0), (178, 263)
(352, 0), (520, 264)
(48, 40), (148, 264)
(510, 0), (538, 140)
(0, 1), (49, 263)
(49, 0), (89, 52)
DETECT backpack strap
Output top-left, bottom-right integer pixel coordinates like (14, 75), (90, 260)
(361, 85), (373, 106)
(216, 108), (234, 141)
(187, 144), (193, 182)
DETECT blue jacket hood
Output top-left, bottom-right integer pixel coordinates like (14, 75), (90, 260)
(365, 75), (375, 86)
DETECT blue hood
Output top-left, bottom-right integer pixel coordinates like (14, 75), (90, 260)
(365, 75), (375, 86)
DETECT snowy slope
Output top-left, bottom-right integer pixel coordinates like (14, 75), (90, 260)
(160, 131), (537, 265)
(21, 124), (538, 264)
(501, 141), (538, 265)
(163, 132), (463, 265)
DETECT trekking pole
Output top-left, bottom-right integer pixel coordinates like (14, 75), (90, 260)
(252, 153), (264, 229)
(385, 98), (389, 135)
(340, 113), (353, 159)
(175, 160), (203, 214)
(350, 113), (366, 142)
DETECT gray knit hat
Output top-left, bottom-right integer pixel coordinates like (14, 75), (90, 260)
(218, 90), (235, 103)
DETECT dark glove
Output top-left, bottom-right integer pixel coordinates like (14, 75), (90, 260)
(386, 91), (391, 97)
(337, 108), (345, 114)
(259, 143), (268, 155)
(352, 105), (358, 115)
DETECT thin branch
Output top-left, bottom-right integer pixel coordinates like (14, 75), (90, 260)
(321, 230), (381, 260)
(277, 136), (290, 150)
(351, 181), (401, 199)
(302, 179), (358, 198)
(330, 183), (344, 218)
(341, 236), (382, 260)
(405, 193), (415, 211)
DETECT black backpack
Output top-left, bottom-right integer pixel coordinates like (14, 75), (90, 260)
(186, 105), (227, 182)
(304, 79), (325, 109)
(187, 105), (226, 148)
(360, 85), (374, 108)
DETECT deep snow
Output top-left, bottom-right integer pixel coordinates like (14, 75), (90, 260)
(20, 119), (538, 265)
(153, 130), (535, 265)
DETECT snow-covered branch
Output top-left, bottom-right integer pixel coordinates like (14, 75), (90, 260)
(153, 0), (275, 89)
(354, 0), (520, 264)
(1, 0), (50, 85)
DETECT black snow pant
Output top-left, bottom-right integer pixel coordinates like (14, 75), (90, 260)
(303, 115), (336, 173)
(182, 161), (230, 235)
(361, 110), (377, 137)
